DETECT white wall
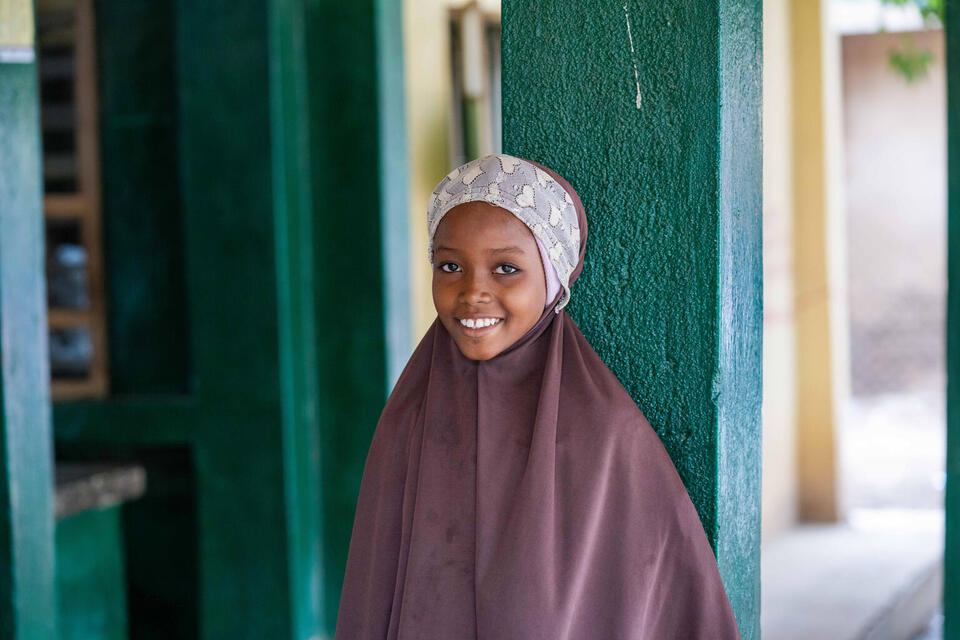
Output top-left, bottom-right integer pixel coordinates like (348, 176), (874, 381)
(842, 30), (946, 395)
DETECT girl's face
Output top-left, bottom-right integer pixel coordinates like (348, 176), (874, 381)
(432, 201), (547, 360)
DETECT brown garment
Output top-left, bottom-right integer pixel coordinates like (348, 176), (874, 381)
(334, 167), (741, 640)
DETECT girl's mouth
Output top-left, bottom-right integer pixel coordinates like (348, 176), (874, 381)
(457, 317), (503, 336)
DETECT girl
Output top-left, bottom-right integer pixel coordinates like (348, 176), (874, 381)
(334, 154), (741, 639)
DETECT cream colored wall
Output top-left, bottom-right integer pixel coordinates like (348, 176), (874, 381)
(762, 0), (799, 543)
(0, 0), (34, 46)
(404, 0), (501, 341)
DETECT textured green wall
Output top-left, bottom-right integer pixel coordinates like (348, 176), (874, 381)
(501, 1), (762, 637)
(55, 508), (127, 640)
(0, 60), (57, 640)
(946, 1), (959, 637)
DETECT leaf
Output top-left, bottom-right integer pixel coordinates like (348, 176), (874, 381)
(886, 34), (935, 83)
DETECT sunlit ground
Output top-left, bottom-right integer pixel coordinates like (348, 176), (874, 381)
(843, 390), (945, 639)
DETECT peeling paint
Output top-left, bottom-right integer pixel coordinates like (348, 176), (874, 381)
(622, 3), (642, 108)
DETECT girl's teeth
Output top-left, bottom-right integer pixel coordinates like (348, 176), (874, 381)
(460, 318), (500, 329)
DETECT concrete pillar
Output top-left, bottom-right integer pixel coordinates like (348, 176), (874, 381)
(502, 1), (762, 637)
(790, 0), (848, 523)
(762, 0), (799, 543)
(0, 2), (56, 638)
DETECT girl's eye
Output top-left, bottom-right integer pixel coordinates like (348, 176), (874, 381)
(439, 262), (460, 273)
(495, 264), (520, 275)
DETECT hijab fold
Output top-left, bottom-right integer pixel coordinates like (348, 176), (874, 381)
(334, 157), (741, 639)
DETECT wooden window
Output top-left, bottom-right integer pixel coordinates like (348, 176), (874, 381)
(449, 3), (502, 166)
(36, 0), (108, 399)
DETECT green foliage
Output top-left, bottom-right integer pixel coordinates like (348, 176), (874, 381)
(878, 0), (943, 83)
(879, 0), (944, 23)
(888, 34), (936, 83)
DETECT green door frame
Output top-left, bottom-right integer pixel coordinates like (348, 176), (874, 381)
(53, 0), (409, 638)
(0, 13), (57, 639)
(945, 2), (959, 638)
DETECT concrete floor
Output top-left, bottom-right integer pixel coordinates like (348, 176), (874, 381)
(762, 391), (945, 639)
(841, 391), (945, 512)
(761, 509), (942, 640)
(911, 607), (943, 640)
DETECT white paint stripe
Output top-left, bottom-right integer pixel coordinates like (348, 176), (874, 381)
(622, 4), (642, 109)
(0, 47), (35, 64)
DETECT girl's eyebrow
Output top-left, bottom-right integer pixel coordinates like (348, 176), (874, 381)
(434, 245), (526, 254)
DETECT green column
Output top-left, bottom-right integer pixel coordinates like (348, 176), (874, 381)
(501, 1), (762, 638)
(268, 0), (322, 637)
(55, 508), (128, 640)
(0, 11), (57, 639)
(946, 2), (960, 638)
(305, 0), (409, 631)
(175, 1), (328, 636)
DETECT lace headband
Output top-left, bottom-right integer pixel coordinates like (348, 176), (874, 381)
(427, 154), (581, 311)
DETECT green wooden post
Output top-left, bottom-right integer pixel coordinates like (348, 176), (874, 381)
(55, 508), (128, 640)
(375, 0), (412, 390)
(0, 13), (57, 639)
(946, 1), (959, 638)
(305, 0), (409, 631)
(175, 1), (323, 636)
(269, 0), (322, 637)
(501, 1), (762, 638)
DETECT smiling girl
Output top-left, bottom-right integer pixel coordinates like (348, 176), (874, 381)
(432, 200), (549, 360)
(334, 154), (741, 639)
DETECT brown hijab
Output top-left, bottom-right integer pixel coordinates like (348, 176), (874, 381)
(334, 161), (741, 639)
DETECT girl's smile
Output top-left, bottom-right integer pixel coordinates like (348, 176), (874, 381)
(457, 317), (502, 331)
(432, 201), (547, 360)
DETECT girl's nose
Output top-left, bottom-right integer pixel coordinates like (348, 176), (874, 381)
(460, 271), (491, 304)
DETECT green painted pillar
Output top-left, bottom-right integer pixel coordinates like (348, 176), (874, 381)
(0, 7), (57, 639)
(501, 1), (762, 638)
(946, 2), (960, 638)
(55, 508), (128, 640)
(175, 1), (320, 637)
(268, 1), (323, 638)
(305, 0), (410, 632)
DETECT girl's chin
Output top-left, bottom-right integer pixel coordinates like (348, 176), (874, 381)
(453, 336), (506, 361)
(461, 348), (502, 361)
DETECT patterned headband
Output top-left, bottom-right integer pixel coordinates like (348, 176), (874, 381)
(426, 154), (581, 312)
